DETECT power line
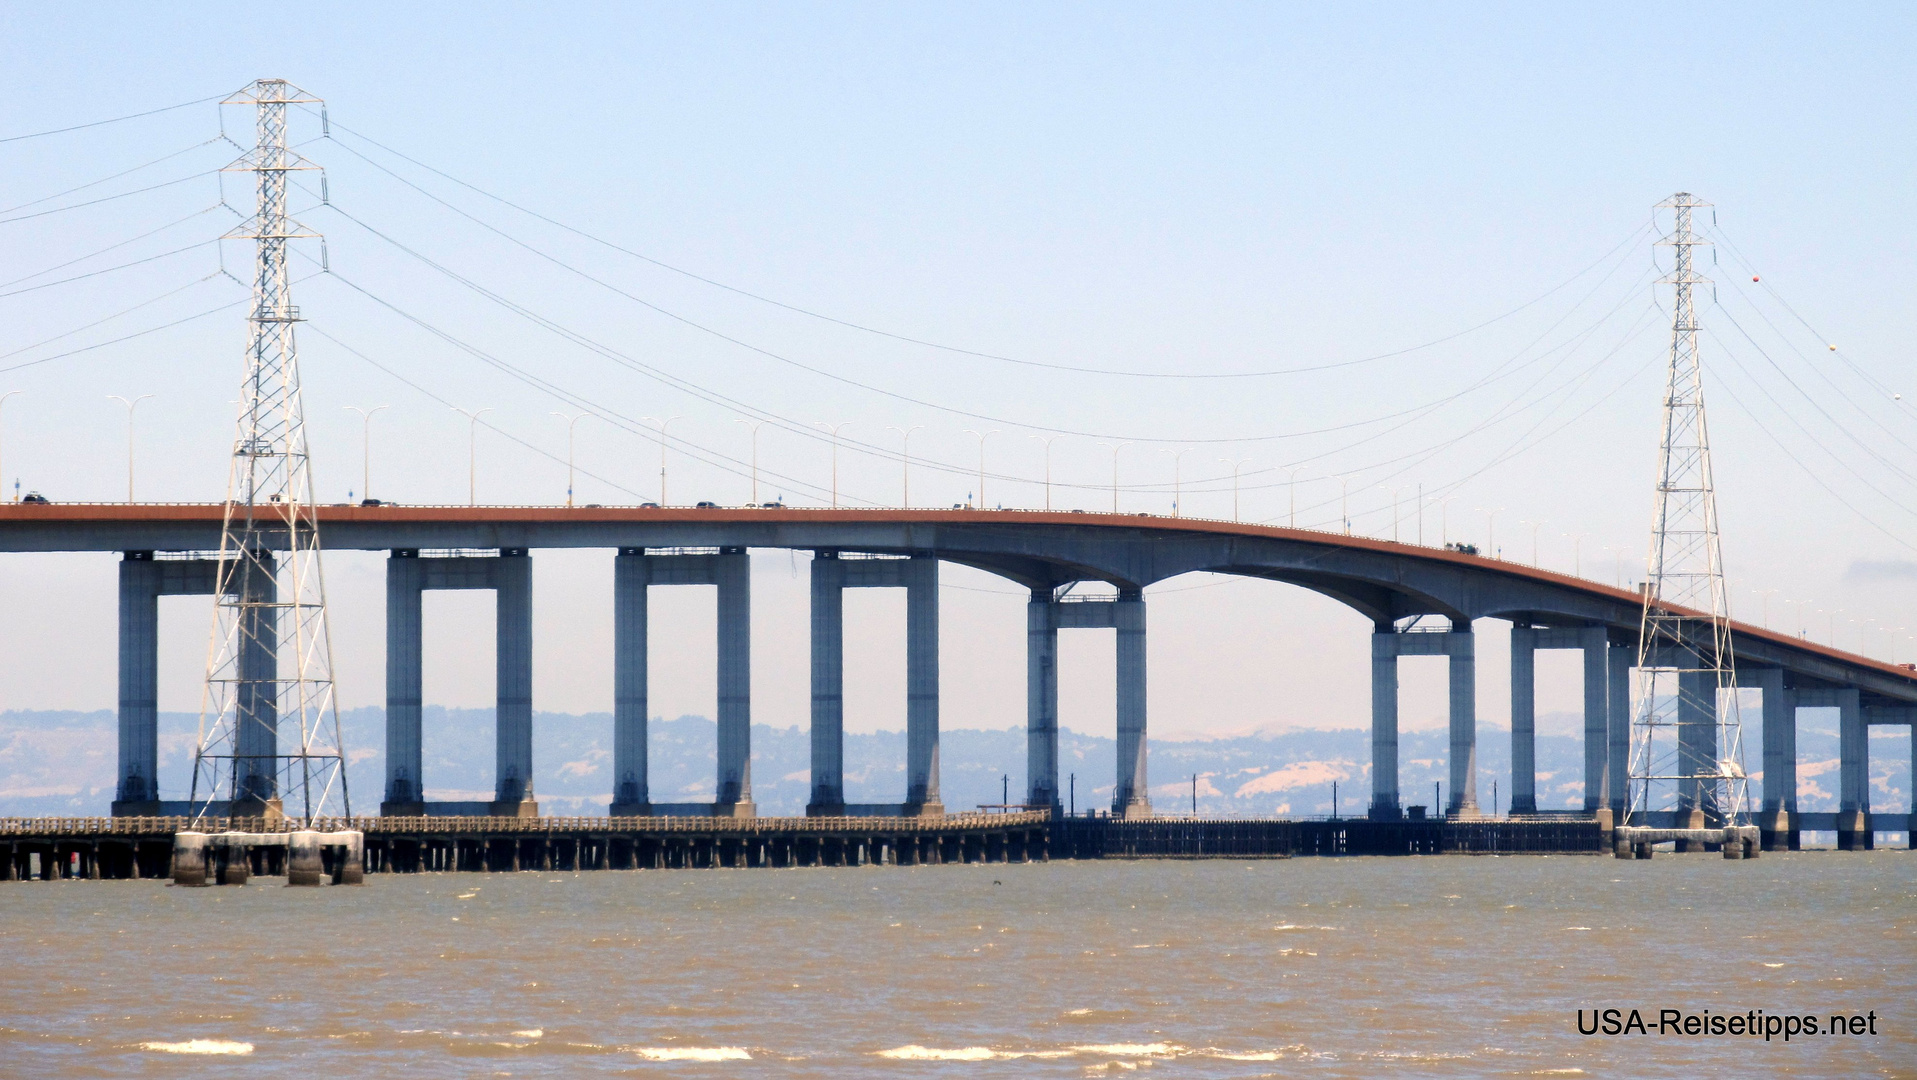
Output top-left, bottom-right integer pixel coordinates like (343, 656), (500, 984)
(0, 137), (223, 216)
(0, 93), (224, 145)
(0, 169), (221, 226)
(0, 238), (219, 300)
(0, 204), (224, 290)
(0, 278), (248, 375)
(318, 114), (1655, 382)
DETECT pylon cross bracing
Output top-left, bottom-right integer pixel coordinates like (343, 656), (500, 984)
(188, 79), (349, 823)
(1626, 191), (1750, 827)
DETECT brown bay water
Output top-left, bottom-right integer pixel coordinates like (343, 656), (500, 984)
(1, 853), (1911, 1078)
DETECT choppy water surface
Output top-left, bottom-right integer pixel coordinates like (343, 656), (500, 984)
(2, 852), (1911, 1078)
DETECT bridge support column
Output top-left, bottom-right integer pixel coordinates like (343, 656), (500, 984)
(810, 551), (936, 816)
(114, 554), (162, 815)
(1446, 623), (1479, 818)
(714, 548), (753, 815)
(1674, 669), (1716, 844)
(1835, 688), (1868, 850)
(1113, 590), (1150, 819)
(383, 551), (426, 816)
(904, 554), (941, 816)
(610, 551), (650, 815)
(808, 553), (846, 815)
(1754, 668), (1796, 850)
(1508, 624), (1537, 814)
(1607, 640), (1631, 817)
(231, 550), (280, 817)
(1580, 626), (1609, 813)
(1026, 590), (1060, 813)
(492, 550), (537, 817)
(1369, 628), (1400, 820)
(622, 548), (753, 817)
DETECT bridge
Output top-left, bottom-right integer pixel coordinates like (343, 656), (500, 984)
(2, 500), (1910, 852)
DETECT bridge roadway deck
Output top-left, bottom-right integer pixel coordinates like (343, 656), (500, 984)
(4, 503), (1911, 702)
(4, 504), (1913, 840)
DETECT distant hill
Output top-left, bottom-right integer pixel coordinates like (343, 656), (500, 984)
(1, 707), (1901, 820)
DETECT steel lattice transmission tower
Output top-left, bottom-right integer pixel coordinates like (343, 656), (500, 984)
(189, 79), (349, 822)
(1625, 192), (1750, 828)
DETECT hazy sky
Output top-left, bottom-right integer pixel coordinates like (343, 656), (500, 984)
(2, 6), (1913, 769)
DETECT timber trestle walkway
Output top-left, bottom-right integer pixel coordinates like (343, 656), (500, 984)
(1, 813), (1604, 880)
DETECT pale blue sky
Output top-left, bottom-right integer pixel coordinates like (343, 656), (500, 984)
(1, 6), (1913, 767)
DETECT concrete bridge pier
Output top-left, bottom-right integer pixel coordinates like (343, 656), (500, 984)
(1750, 668), (1798, 850)
(807, 553), (845, 815)
(113, 553), (224, 816)
(1835, 688), (1868, 850)
(1445, 623), (1479, 817)
(1113, 590), (1148, 818)
(1370, 621), (1476, 818)
(610, 550), (650, 815)
(1369, 628), (1400, 819)
(616, 548), (754, 816)
(1579, 626), (1610, 814)
(1671, 668), (1717, 848)
(1041, 589), (1149, 818)
(1508, 624), (1538, 813)
(381, 549), (538, 817)
(493, 551), (536, 816)
(1025, 590), (1060, 813)
(231, 549), (281, 817)
(1607, 639), (1631, 818)
(807, 552), (938, 816)
(1508, 624), (1609, 817)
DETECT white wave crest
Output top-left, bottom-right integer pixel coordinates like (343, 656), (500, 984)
(1071, 1043), (1177, 1055)
(879, 1046), (1000, 1060)
(633, 1046), (751, 1061)
(142, 1039), (254, 1055)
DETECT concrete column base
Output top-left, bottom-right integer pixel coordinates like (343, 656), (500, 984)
(1593, 807), (1614, 844)
(805, 801), (847, 818)
(1116, 798), (1154, 821)
(1757, 808), (1795, 852)
(1835, 809), (1870, 851)
(1674, 808), (1707, 852)
(608, 802), (652, 818)
(489, 798), (540, 819)
(1367, 802), (1402, 822)
(110, 800), (165, 818)
(902, 801), (946, 819)
(380, 801), (427, 817)
(1507, 797), (1538, 814)
(711, 801), (757, 819)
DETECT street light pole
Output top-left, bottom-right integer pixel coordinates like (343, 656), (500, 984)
(550, 411), (593, 506)
(1159, 447), (1192, 517)
(1030, 435), (1059, 510)
(962, 428), (998, 507)
(106, 394), (154, 503)
(814, 421), (850, 507)
(0, 390), (22, 501)
(1219, 457), (1251, 521)
(1476, 506), (1506, 559)
(1097, 441), (1128, 513)
(1520, 519), (1543, 565)
(452, 406), (493, 506)
(734, 418), (764, 504)
(887, 424), (922, 508)
(1284, 467), (1303, 528)
(642, 415), (685, 505)
(343, 404), (389, 502)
